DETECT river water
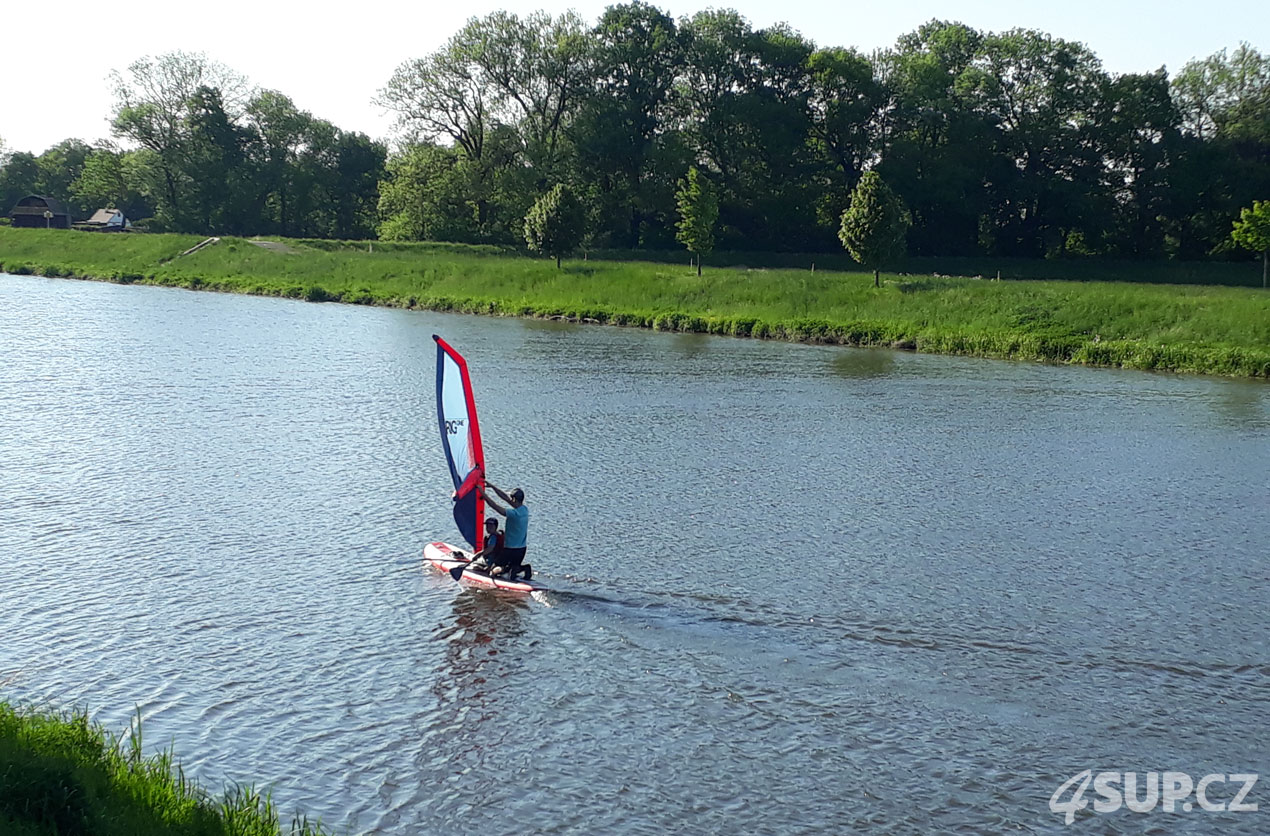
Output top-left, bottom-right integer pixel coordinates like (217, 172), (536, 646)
(1, 273), (1267, 834)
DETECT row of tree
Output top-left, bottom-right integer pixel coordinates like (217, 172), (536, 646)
(1, 5), (1267, 264)
(378, 6), (1270, 260)
(0, 55), (384, 239)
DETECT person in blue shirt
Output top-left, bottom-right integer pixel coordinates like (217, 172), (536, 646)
(479, 482), (530, 581)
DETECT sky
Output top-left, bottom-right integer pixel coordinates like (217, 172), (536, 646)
(3, 0), (1267, 156)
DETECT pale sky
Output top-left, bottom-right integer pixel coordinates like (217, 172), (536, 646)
(3, 0), (1267, 156)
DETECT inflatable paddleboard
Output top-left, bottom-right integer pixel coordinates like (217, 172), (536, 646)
(424, 541), (544, 593)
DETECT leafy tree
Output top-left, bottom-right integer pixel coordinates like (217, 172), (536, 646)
(0, 13), (1246, 262)
(675, 166), (718, 275)
(379, 40), (492, 162)
(0, 151), (40, 214)
(1090, 70), (1182, 258)
(1172, 43), (1270, 141)
(70, 146), (155, 221)
(875, 21), (994, 256)
(379, 143), (478, 242)
(806, 46), (881, 196)
(968, 29), (1107, 257)
(839, 170), (910, 286)
(35, 140), (92, 195)
(1171, 44), (1270, 255)
(524, 183), (586, 267)
(109, 51), (253, 228)
(381, 11), (589, 179)
(327, 131), (387, 240)
(570, 1), (683, 247)
(676, 11), (820, 249)
(287, 123), (386, 240)
(377, 127), (528, 246)
(245, 91), (312, 236)
(289, 118), (340, 237)
(183, 86), (260, 234)
(371, 12), (1264, 263)
(1231, 200), (1270, 288)
(469, 10), (591, 174)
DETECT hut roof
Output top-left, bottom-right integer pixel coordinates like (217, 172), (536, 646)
(11, 195), (69, 216)
(86, 208), (121, 224)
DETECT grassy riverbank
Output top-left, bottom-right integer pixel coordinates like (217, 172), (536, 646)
(2, 227), (1268, 377)
(0, 702), (325, 835)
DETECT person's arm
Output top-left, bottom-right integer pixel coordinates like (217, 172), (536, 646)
(485, 482), (514, 504)
(478, 485), (507, 516)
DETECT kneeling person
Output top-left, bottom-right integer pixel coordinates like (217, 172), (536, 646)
(468, 517), (504, 573)
(480, 483), (530, 581)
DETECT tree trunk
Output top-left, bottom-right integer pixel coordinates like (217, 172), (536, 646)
(163, 165), (180, 226)
(697, 256), (702, 277)
(1263, 250), (1267, 289)
(556, 254), (561, 269)
(873, 268), (880, 288)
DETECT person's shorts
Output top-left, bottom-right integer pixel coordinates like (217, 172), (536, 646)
(498, 546), (527, 571)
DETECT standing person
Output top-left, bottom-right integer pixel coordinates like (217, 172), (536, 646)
(479, 483), (530, 580)
(468, 517), (504, 573)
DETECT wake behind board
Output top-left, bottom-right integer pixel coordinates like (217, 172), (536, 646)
(424, 541), (545, 593)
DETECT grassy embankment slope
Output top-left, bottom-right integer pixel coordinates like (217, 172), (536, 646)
(0, 702), (325, 836)
(2, 227), (1267, 377)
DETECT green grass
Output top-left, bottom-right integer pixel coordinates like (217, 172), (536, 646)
(0, 701), (326, 836)
(2, 227), (1268, 377)
(589, 248), (1267, 287)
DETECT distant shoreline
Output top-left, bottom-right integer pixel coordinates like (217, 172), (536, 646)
(2, 228), (1267, 378)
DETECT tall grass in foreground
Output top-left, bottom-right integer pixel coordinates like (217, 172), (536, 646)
(3, 227), (1268, 377)
(0, 702), (326, 836)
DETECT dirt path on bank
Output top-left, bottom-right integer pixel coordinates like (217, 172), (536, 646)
(248, 239), (300, 254)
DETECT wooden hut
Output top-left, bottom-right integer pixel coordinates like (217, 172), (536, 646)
(9, 195), (72, 229)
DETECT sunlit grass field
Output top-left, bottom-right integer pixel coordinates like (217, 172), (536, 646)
(2, 228), (1267, 376)
(0, 702), (325, 836)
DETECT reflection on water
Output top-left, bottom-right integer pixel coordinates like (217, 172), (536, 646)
(829, 346), (897, 379)
(438, 592), (531, 719)
(1211, 383), (1270, 428)
(426, 591), (535, 788)
(2, 273), (1268, 835)
(667, 331), (712, 361)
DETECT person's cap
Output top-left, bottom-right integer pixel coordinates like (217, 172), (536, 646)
(511, 488), (525, 501)
(484, 518), (498, 527)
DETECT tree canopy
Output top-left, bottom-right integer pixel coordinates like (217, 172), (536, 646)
(373, 10), (1270, 264)
(1231, 201), (1270, 287)
(675, 166), (718, 274)
(524, 183), (587, 267)
(839, 171), (911, 285)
